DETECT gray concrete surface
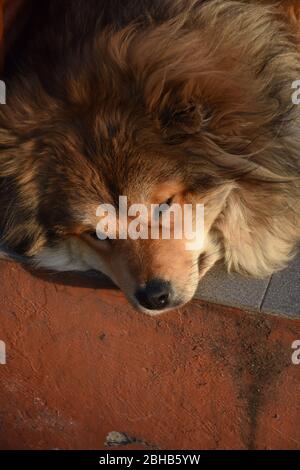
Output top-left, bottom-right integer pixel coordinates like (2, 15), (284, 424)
(196, 251), (300, 319)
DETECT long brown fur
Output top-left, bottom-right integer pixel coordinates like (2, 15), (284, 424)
(0, 0), (300, 313)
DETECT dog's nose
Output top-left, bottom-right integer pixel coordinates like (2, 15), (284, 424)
(135, 279), (172, 311)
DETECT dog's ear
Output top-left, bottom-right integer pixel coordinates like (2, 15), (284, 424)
(127, 9), (277, 142)
(137, 39), (213, 139)
(158, 101), (211, 140)
(112, 15), (259, 140)
(145, 59), (215, 141)
(126, 21), (218, 139)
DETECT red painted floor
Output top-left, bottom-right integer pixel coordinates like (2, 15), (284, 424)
(0, 260), (300, 450)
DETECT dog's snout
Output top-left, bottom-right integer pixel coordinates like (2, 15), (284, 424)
(135, 279), (172, 311)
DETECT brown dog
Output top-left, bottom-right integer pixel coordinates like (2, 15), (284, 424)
(0, 0), (300, 314)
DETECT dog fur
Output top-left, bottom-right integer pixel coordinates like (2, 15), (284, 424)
(0, 0), (300, 313)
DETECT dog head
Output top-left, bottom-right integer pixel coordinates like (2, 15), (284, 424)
(1, 1), (299, 314)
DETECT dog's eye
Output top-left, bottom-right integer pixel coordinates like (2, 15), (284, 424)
(165, 197), (174, 206)
(160, 197), (174, 208)
(84, 231), (111, 248)
(86, 231), (109, 242)
(88, 231), (99, 240)
(157, 197), (174, 214)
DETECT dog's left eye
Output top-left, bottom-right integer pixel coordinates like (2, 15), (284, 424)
(165, 197), (174, 206)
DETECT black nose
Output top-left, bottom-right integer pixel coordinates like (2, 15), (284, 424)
(135, 279), (172, 311)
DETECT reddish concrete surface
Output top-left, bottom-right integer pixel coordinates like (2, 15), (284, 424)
(0, 260), (300, 450)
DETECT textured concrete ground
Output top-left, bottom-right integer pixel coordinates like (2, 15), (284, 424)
(1, 260), (300, 450)
(197, 252), (300, 317)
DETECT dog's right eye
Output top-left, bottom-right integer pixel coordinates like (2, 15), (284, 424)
(88, 231), (99, 240)
(86, 231), (109, 242)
